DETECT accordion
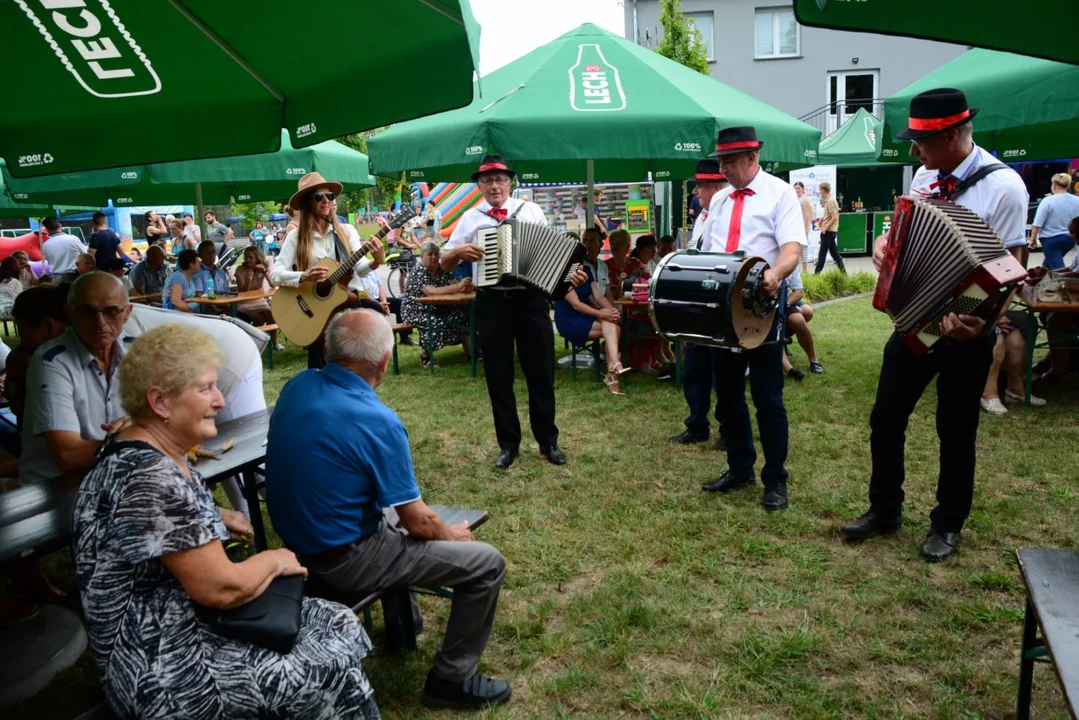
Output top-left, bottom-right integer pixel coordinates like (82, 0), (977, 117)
(873, 196), (1027, 354)
(477, 219), (587, 297)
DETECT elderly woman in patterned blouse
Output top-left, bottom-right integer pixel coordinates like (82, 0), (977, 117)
(72, 324), (380, 720)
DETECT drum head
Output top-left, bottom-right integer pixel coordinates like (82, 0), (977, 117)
(730, 256), (777, 350)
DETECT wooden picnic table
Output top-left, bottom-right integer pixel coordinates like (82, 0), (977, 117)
(1015, 548), (1079, 719)
(128, 292), (161, 304)
(414, 292), (477, 377)
(197, 287), (277, 317)
(1016, 286), (1079, 409)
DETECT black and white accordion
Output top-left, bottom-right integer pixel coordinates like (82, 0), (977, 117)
(873, 196), (1027, 354)
(477, 219), (586, 297)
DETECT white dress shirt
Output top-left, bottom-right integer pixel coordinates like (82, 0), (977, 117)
(910, 143), (1029, 249)
(690, 208), (712, 249)
(269, 223), (374, 291)
(444, 197), (549, 285)
(701, 169), (806, 266)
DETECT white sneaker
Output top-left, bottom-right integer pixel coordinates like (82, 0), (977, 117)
(1004, 389), (1047, 407)
(980, 397), (1007, 415)
(274, 342), (286, 351)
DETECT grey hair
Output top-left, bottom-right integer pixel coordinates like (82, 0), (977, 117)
(956, 121), (974, 141)
(419, 240), (440, 255)
(325, 309), (394, 366)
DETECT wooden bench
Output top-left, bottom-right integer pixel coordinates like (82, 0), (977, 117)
(255, 324), (279, 369)
(391, 323), (415, 375)
(1015, 548), (1079, 719)
(304, 505), (488, 653)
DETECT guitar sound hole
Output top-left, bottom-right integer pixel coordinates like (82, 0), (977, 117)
(314, 281), (333, 299)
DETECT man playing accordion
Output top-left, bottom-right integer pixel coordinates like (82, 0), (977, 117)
(841, 89), (1029, 561)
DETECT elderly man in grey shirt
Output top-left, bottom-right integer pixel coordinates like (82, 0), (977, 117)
(20, 273), (133, 485)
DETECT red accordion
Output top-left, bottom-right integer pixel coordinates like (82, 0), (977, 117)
(873, 196), (1027, 354)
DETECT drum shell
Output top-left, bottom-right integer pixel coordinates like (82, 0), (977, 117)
(648, 250), (747, 348)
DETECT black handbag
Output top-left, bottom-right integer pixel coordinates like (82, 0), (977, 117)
(196, 574), (305, 654)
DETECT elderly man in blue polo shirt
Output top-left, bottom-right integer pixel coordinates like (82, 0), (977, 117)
(266, 309), (511, 711)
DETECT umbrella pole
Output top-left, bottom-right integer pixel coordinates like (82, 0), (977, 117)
(195, 182), (207, 242)
(586, 159), (595, 236)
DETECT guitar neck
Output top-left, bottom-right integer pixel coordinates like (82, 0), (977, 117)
(325, 225), (390, 286)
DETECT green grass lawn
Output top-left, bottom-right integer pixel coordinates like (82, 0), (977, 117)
(10, 298), (1079, 719)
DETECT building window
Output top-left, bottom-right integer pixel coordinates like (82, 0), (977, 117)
(686, 12), (715, 63)
(754, 7), (800, 59)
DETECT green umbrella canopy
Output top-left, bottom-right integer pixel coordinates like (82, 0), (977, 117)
(793, 0), (1076, 65)
(1, 0), (479, 178)
(817, 108), (892, 168)
(879, 49), (1079, 164)
(0, 161), (97, 217)
(369, 23), (820, 183)
(3, 131), (375, 207)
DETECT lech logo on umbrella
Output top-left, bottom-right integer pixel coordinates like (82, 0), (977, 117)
(569, 44), (627, 113)
(15, 0), (161, 99)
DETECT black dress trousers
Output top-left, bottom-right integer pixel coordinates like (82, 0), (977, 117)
(474, 288), (558, 450)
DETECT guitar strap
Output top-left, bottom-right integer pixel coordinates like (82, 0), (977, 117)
(330, 228), (350, 264)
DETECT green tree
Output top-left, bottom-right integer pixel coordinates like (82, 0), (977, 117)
(334, 133), (370, 213)
(228, 200), (282, 234)
(656, 0), (710, 75)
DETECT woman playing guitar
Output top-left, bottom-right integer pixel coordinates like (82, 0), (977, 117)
(270, 173), (385, 368)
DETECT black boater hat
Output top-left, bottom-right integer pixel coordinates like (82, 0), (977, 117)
(709, 126), (764, 157)
(895, 88), (980, 141)
(471, 153), (517, 182)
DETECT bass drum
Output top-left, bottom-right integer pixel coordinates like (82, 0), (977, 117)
(648, 250), (778, 350)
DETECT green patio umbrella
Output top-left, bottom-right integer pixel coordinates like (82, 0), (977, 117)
(818, 108), (891, 168)
(1, 0), (479, 178)
(879, 49), (1079, 163)
(369, 24), (821, 185)
(3, 131), (375, 208)
(0, 161), (94, 218)
(793, 0), (1076, 65)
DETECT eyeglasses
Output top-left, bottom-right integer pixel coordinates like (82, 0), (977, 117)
(478, 177), (510, 187)
(72, 305), (128, 320)
(313, 191), (336, 202)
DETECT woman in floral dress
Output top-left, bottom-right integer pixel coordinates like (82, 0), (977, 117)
(73, 325), (380, 720)
(400, 241), (474, 368)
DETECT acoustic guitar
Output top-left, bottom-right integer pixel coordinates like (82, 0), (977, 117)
(272, 207), (417, 348)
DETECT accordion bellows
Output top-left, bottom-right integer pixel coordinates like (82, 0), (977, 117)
(873, 196), (1027, 353)
(477, 219), (586, 297)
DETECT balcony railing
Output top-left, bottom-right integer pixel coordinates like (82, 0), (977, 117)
(799, 98), (886, 140)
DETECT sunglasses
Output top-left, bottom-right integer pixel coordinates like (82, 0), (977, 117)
(313, 191), (336, 202)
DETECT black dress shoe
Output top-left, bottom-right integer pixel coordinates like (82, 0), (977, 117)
(920, 530), (960, 562)
(540, 443), (567, 465)
(494, 447), (519, 469)
(840, 511), (902, 540)
(762, 484), (788, 511)
(421, 669), (512, 710)
(669, 429), (709, 444)
(701, 470), (755, 493)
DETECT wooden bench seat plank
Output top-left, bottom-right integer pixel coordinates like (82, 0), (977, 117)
(1016, 548), (1079, 717)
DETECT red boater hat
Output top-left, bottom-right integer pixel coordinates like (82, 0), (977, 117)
(895, 88), (980, 141)
(471, 153), (517, 182)
(692, 158), (726, 182)
(710, 126), (764, 157)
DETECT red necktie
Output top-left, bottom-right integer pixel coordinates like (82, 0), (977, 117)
(725, 188), (755, 252)
(930, 174), (957, 199)
(487, 207), (508, 221)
